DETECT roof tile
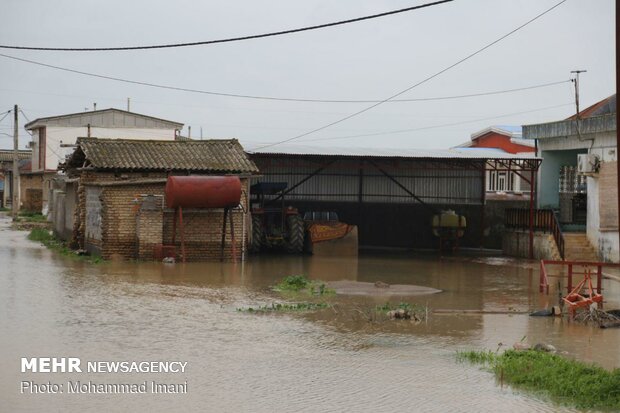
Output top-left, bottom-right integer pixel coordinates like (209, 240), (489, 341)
(64, 138), (258, 173)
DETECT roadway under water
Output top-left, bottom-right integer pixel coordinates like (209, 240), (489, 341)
(1, 213), (619, 412)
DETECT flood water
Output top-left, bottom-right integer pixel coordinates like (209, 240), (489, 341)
(1, 213), (619, 412)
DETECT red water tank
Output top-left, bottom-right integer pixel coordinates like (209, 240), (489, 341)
(165, 176), (241, 209)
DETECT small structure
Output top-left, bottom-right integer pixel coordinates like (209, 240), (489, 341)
(523, 94), (618, 262)
(24, 108), (184, 213)
(0, 149), (31, 208)
(59, 138), (258, 261)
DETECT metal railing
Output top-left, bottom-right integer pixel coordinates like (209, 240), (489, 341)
(505, 208), (565, 259)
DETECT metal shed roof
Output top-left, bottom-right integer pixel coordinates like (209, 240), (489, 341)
(246, 143), (537, 160)
(25, 108), (184, 130)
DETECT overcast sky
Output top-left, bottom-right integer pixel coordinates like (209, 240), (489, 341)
(0, 0), (614, 151)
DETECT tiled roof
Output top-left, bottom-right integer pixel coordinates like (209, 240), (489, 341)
(566, 94), (616, 120)
(64, 138), (258, 173)
(0, 150), (31, 162)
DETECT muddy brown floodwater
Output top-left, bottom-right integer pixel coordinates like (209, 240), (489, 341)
(1, 213), (619, 413)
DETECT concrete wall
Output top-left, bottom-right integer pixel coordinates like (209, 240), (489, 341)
(587, 161), (619, 262)
(502, 230), (560, 260)
(84, 186), (103, 253)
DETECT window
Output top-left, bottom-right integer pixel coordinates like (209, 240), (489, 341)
(487, 170), (520, 192)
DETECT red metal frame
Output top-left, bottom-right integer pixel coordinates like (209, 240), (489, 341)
(562, 268), (603, 316)
(539, 259), (620, 294)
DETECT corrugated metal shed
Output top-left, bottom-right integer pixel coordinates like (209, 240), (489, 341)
(63, 138), (259, 173)
(256, 157), (482, 205)
(25, 108), (183, 130)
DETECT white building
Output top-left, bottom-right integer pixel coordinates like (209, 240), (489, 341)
(23, 108), (184, 212)
(523, 95), (618, 262)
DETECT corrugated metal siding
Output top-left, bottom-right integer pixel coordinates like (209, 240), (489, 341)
(253, 156), (483, 205)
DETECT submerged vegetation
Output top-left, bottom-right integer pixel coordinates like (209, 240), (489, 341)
(457, 349), (620, 410)
(274, 275), (334, 296)
(237, 302), (330, 313)
(28, 228), (103, 264)
(354, 302), (428, 323)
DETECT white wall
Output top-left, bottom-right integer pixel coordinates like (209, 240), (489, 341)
(40, 126), (177, 171)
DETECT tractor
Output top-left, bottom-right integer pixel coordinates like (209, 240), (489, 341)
(249, 182), (305, 253)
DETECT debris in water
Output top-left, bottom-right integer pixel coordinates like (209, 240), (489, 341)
(162, 257), (175, 264)
(533, 343), (557, 353)
(529, 306), (561, 317)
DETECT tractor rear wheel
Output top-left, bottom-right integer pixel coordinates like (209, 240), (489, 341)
(285, 214), (304, 253)
(249, 215), (264, 253)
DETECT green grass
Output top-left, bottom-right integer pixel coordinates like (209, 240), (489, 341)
(237, 302), (330, 313)
(18, 212), (47, 222)
(457, 349), (620, 410)
(0, 206), (9, 212)
(273, 275), (334, 296)
(28, 227), (54, 242)
(28, 229), (103, 264)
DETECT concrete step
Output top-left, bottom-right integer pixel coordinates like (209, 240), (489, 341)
(562, 233), (599, 261)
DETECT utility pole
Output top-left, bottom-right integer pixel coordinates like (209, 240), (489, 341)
(12, 104), (19, 220)
(571, 70), (587, 119)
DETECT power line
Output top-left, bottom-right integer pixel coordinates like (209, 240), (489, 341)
(256, 0), (567, 150)
(0, 80), (570, 105)
(18, 109), (31, 122)
(0, 52), (569, 105)
(0, 1), (452, 52)
(0, 110), (12, 124)
(301, 102), (573, 143)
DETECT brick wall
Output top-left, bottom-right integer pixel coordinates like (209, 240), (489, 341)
(137, 196), (164, 261)
(599, 161), (618, 230)
(19, 174), (43, 212)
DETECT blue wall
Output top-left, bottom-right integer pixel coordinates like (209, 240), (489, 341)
(538, 149), (587, 208)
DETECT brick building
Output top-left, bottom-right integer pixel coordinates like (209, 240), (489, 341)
(59, 138), (258, 261)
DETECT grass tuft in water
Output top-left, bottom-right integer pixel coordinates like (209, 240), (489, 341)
(458, 349), (620, 410)
(28, 229), (103, 264)
(274, 275), (334, 296)
(237, 302), (329, 313)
